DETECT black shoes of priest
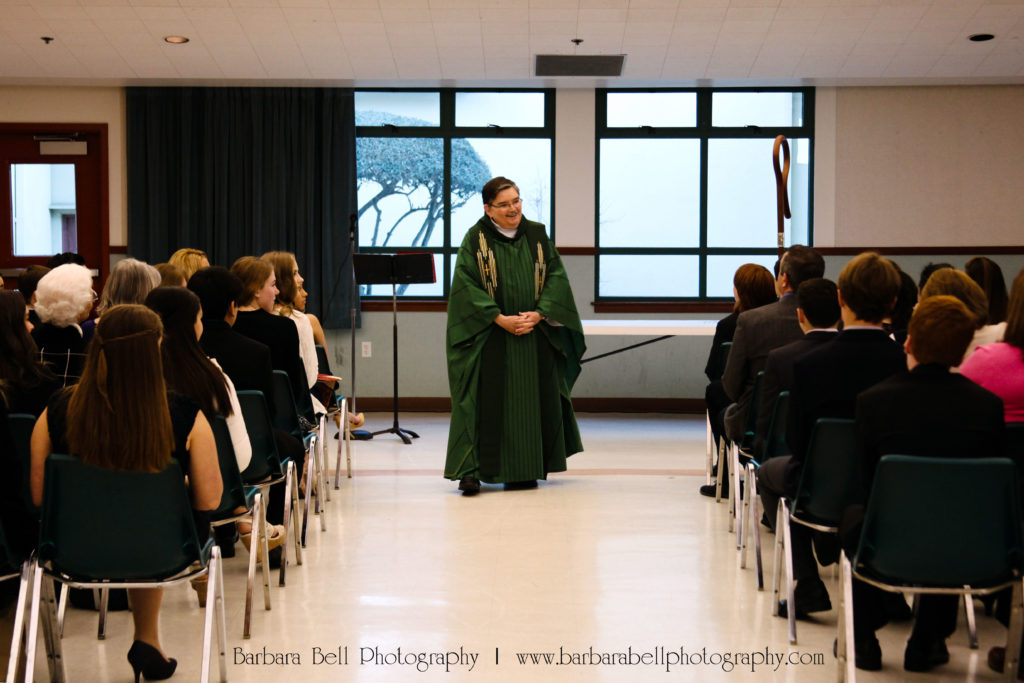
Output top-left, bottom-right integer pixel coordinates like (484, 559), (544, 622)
(777, 578), (832, 619)
(904, 638), (950, 672)
(458, 476), (480, 496)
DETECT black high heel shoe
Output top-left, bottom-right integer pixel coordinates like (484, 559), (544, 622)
(127, 640), (177, 682)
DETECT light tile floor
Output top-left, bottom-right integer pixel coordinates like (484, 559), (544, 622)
(47, 413), (1010, 682)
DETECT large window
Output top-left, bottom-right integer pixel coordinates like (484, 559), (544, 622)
(355, 89), (554, 298)
(596, 88), (813, 301)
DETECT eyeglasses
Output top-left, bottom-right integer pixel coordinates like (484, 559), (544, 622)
(489, 197), (522, 210)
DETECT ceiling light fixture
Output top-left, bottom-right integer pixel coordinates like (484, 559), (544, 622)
(968, 33), (995, 42)
(164, 35), (190, 44)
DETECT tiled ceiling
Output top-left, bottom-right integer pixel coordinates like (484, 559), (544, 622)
(1, 0), (1023, 86)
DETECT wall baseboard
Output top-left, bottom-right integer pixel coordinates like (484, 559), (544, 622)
(354, 397), (706, 414)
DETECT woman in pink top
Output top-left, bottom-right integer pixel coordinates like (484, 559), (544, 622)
(961, 268), (1024, 422)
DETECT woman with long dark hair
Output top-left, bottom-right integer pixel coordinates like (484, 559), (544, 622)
(0, 290), (59, 415)
(30, 305), (222, 681)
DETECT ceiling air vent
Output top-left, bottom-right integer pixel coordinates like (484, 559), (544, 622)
(535, 55), (624, 77)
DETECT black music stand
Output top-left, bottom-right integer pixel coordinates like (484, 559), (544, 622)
(353, 252), (436, 444)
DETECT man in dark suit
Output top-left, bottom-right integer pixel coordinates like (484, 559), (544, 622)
(754, 279), (839, 515)
(753, 278), (840, 458)
(761, 252), (905, 621)
(844, 295), (1004, 672)
(700, 245), (824, 497)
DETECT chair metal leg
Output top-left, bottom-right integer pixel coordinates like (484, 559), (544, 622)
(39, 576), (65, 683)
(215, 550), (228, 682)
(1004, 580), (1024, 683)
(200, 547), (223, 683)
(715, 437), (726, 503)
(319, 414), (331, 502)
(749, 463), (764, 590)
(344, 396), (352, 479)
(771, 499), (785, 617)
(23, 562), (43, 683)
(56, 580), (68, 637)
(258, 493), (272, 605)
(6, 560), (33, 683)
(964, 588), (978, 649)
(838, 553), (856, 683)
(243, 494), (263, 639)
(730, 444), (741, 539)
(318, 432), (328, 532)
(782, 510), (797, 644)
(705, 410), (713, 486)
(282, 460), (303, 587)
(302, 435), (315, 547)
(96, 587), (108, 639)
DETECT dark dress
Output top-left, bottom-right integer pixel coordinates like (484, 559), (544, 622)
(233, 309), (313, 420)
(45, 389), (209, 539)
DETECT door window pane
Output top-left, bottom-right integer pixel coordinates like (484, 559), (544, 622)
(455, 93), (545, 127)
(706, 138), (809, 249)
(712, 92), (804, 127)
(599, 139), (700, 248)
(599, 255), (699, 297)
(355, 92), (440, 127)
(11, 163), (77, 256)
(607, 92), (696, 128)
(706, 254), (779, 298)
(357, 137), (444, 248)
(450, 138), (551, 248)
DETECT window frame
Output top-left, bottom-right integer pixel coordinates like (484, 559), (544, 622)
(355, 87), (555, 302)
(594, 86), (815, 304)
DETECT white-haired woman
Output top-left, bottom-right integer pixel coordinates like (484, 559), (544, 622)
(32, 264), (95, 385)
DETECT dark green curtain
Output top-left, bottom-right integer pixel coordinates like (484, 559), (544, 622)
(126, 87), (357, 328)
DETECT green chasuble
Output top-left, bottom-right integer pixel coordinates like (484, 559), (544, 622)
(445, 216), (586, 484)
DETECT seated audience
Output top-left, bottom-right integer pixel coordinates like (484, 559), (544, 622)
(188, 266), (305, 540)
(965, 255), (1008, 324)
(169, 248), (210, 282)
(960, 267), (1024, 423)
(262, 251), (320, 408)
(30, 304), (221, 681)
(145, 286), (285, 569)
(44, 252), (85, 268)
(703, 246), (824, 497)
(843, 295), (1004, 672)
(704, 263), (777, 469)
(32, 264), (94, 385)
(921, 267), (1004, 360)
(765, 252), (905, 620)
(17, 264), (50, 328)
(753, 277), (839, 460)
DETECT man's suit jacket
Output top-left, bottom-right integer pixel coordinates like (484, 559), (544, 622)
(855, 363), (1005, 497)
(787, 328), (905, 462)
(705, 310), (738, 381)
(721, 294), (800, 439)
(199, 318), (277, 414)
(754, 329), (838, 454)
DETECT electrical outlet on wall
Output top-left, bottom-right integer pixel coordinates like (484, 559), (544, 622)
(361, 341), (372, 358)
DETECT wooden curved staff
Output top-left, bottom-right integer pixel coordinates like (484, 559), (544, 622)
(773, 135), (791, 261)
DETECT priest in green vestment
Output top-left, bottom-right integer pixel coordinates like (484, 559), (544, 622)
(445, 176), (586, 495)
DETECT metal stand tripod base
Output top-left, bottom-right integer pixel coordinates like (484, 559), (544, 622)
(370, 426), (419, 445)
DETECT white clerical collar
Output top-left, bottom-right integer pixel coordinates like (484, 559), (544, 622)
(488, 217), (518, 239)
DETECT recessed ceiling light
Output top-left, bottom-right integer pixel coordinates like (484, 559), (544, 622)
(164, 35), (190, 44)
(968, 33), (995, 42)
